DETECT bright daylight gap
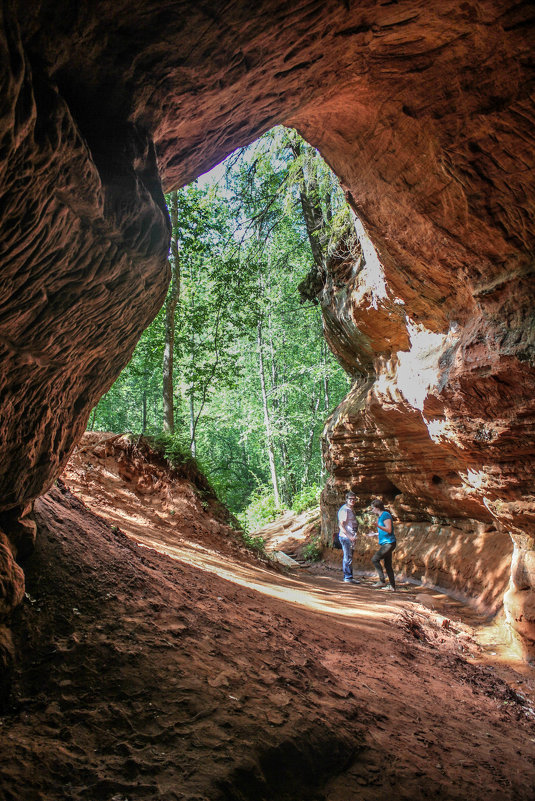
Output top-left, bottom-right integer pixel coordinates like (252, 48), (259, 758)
(89, 126), (355, 531)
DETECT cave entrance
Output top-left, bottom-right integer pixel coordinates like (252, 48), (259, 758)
(89, 126), (357, 527)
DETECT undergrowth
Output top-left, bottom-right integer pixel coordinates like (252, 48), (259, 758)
(302, 529), (323, 562)
(240, 531), (267, 554)
(149, 433), (193, 466)
(291, 484), (322, 515)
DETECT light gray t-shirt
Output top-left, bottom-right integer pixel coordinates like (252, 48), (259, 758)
(338, 503), (357, 539)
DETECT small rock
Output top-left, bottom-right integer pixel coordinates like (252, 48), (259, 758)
(266, 709), (285, 725)
(208, 672), (229, 687)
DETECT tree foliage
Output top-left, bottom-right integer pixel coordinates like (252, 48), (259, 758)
(90, 127), (351, 524)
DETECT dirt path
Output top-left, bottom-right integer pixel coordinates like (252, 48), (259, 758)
(1, 437), (534, 800)
(125, 485), (533, 688)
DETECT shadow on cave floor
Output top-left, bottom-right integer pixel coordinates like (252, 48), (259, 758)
(3, 438), (534, 801)
(64, 434), (533, 684)
(60, 433), (535, 702)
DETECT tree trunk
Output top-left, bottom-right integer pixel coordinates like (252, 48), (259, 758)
(189, 389), (196, 458)
(267, 313), (292, 504)
(88, 406), (97, 431)
(288, 137), (326, 272)
(280, 439), (295, 504)
(163, 191), (181, 433)
(142, 388), (147, 434)
(257, 317), (280, 507)
(302, 391), (321, 487)
(322, 338), (330, 412)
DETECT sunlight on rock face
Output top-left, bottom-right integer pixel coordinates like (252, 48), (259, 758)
(395, 320), (458, 411)
(351, 212), (387, 308)
(461, 468), (489, 491)
(424, 417), (454, 443)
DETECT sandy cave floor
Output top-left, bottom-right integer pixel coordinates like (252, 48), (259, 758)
(1, 437), (535, 800)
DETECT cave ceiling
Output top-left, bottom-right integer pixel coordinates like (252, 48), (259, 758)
(0, 0), (534, 584)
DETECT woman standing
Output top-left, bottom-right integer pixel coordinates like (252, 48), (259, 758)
(368, 499), (396, 591)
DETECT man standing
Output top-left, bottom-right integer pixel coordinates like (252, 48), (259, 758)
(338, 491), (359, 584)
(368, 498), (396, 591)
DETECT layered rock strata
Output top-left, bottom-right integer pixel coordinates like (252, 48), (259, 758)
(319, 215), (535, 655)
(0, 2), (533, 652)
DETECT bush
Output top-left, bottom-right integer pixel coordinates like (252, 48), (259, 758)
(302, 531), (323, 562)
(238, 487), (283, 532)
(240, 531), (267, 554)
(291, 484), (322, 515)
(150, 433), (192, 466)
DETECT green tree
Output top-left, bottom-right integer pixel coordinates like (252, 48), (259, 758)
(91, 127), (351, 520)
(163, 191), (181, 434)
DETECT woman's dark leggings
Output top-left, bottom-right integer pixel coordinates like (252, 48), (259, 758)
(372, 542), (396, 588)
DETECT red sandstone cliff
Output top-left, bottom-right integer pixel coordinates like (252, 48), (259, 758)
(0, 1), (533, 659)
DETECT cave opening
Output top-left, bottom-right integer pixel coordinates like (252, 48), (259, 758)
(1, 3), (535, 796)
(89, 125), (358, 526)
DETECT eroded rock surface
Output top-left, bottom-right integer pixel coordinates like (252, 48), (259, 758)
(319, 209), (535, 654)
(4, 474), (535, 800)
(0, 2), (534, 651)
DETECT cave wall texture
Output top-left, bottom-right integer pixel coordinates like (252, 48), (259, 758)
(0, 0), (534, 657)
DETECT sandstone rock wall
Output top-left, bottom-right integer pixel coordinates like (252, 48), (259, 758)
(323, 498), (512, 614)
(0, 1), (534, 654)
(318, 211), (535, 654)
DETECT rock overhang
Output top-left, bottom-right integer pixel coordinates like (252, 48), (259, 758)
(0, 0), (534, 650)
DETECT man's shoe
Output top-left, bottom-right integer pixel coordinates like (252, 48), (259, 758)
(380, 584), (395, 591)
(344, 578), (360, 584)
(372, 581), (386, 588)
